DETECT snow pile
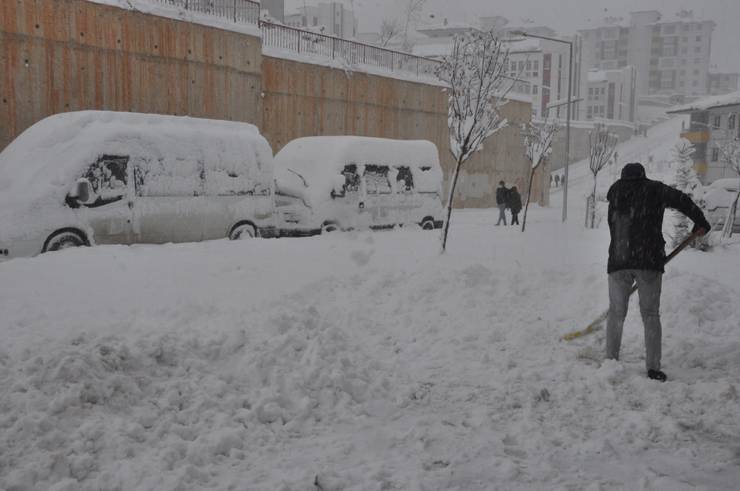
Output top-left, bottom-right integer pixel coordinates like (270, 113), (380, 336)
(1, 117), (739, 489)
(0, 286), (399, 490)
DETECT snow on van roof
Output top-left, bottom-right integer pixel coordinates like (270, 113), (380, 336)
(274, 136), (443, 205)
(0, 111), (272, 207)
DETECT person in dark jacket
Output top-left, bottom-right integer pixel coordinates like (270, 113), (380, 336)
(606, 163), (710, 382)
(508, 186), (523, 225)
(495, 181), (509, 226)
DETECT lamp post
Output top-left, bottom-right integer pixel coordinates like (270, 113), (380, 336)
(510, 30), (574, 222)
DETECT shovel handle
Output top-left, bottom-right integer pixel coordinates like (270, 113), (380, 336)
(561, 230), (703, 342)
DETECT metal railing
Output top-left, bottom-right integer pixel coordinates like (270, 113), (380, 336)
(260, 22), (440, 79)
(150, 0), (260, 24)
(144, 2), (439, 80)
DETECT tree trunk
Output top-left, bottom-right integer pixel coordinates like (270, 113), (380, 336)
(589, 174), (598, 229)
(521, 166), (536, 232)
(722, 188), (740, 239)
(440, 158), (464, 253)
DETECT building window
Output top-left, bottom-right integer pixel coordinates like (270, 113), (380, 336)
(696, 36), (702, 41)
(532, 85), (538, 95)
(713, 115), (722, 129)
(729, 114), (737, 130)
(695, 46), (702, 53)
(711, 148), (719, 162)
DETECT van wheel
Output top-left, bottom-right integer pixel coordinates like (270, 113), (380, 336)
(43, 230), (87, 253)
(229, 223), (256, 240)
(421, 219), (435, 230)
(321, 223), (339, 234)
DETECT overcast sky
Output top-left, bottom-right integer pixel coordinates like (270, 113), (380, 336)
(284, 0), (740, 72)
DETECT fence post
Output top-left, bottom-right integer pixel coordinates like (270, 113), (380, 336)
(363, 45), (366, 65)
(234, 0), (237, 22)
(332, 37), (336, 59)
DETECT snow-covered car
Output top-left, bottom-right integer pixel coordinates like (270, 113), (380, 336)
(0, 111), (277, 260)
(698, 177), (740, 232)
(274, 137), (445, 235)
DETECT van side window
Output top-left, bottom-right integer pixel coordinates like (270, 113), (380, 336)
(204, 159), (267, 197)
(343, 164), (360, 193)
(134, 156), (205, 197)
(364, 165), (392, 195)
(396, 166), (414, 192)
(332, 164), (360, 198)
(81, 155), (129, 207)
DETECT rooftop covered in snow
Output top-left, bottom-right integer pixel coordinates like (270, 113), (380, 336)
(667, 91), (740, 114)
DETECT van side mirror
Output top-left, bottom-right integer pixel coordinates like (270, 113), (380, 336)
(331, 175), (346, 199)
(74, 178), (94, 205)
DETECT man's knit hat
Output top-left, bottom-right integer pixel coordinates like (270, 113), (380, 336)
(621, 163), (646, 180)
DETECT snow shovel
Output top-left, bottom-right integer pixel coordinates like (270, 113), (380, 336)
(561, 230), (703, 342)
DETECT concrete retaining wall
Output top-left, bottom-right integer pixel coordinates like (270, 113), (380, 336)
(0, 0), (263, 152)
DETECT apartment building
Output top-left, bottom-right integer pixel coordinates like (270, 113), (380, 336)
(707, 73), (740, 96)
(285, 2), (357, 38)
(668, 92), (740, 183)
(506, 36), (581, 121)
(579, 11), (715, 97)
(582, 66), (638, 123)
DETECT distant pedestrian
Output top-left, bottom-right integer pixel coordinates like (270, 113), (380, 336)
(508, 186), (522, 225)
(555, 174), (560, 188)
(561, 174), (566, 187)
(605, 163), (710, 382)
(550, 175), (554, 187)
(495, 180), (509, 226)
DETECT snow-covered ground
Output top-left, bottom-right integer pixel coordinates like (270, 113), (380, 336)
(1, 118), (739, 490)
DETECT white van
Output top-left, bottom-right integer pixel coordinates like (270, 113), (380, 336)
(0, 111), (276, 260)
(274, 137), (445, 235)
(699, 177), (740, 232)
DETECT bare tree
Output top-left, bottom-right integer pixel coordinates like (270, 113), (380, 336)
(436, 31), (513, 252)
(521, 120), (558, 232)
(378, 18), (401, 47)
(718, 138), (740, 239)
(400, 0), (427, 52)
(586, 124), (618, 229)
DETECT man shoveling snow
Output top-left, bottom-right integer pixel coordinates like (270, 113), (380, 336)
(606, 162), (711, 382)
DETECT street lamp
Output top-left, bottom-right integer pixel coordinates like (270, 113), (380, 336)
(510, 30), (574, 223)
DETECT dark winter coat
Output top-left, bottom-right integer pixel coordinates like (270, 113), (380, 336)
(508, 189), (522, 213)
(496, 186), (509, 206)
(607, 173), (710, 274)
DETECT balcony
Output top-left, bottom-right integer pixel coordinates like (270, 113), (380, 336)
(680, 130), (710, 143)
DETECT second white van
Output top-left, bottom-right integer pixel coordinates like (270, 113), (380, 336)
(274, 136), (445, 235)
